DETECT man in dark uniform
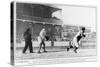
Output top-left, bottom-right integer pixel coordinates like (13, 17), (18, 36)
(67, 27), (86, 53)
(23, 28), (33, 53)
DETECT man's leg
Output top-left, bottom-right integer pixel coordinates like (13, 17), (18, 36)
(42, 41), (47, 52)
(23, 41), (28, 53)
(29, 41), (33, 53)
(74, 41), (79, 53)
(67, 41), (71, 51)
(67, 40), (73, 51)
(74, 46), (78, 53)
(38, 42), (42, 53)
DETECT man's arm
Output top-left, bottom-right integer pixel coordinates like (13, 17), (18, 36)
(82, 33), (86, 37)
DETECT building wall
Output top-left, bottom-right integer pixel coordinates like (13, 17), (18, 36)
(16, 3), (62, 43)
(16, 3), (52, 18)
(16, 20), (62, 42)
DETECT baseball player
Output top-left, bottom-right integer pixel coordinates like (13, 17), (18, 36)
(38, 28), (47, 53)
(67, 27), (86, 53)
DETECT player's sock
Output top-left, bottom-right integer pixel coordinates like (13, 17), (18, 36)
(67, 47), (70, 51)
(74, 47), (78, 53)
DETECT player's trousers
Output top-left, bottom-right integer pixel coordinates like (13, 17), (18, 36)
(38, 41), (46, 51)
(70, 38), (80, 48)
(38, 36), (46, 52)
(23, 40), (33, 53)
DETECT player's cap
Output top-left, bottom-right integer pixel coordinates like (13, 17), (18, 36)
(81, 27), (85, 31)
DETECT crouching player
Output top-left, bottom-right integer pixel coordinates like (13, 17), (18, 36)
(67, 27), (86, 53)
(37, 28), (49, 53)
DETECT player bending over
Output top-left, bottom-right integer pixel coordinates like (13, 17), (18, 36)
(67, 27), (86, 53)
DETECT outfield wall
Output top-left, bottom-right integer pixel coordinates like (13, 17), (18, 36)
(16, 41), (96, 48)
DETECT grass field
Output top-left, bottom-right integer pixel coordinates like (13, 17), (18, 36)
(14, 41), (96, 66)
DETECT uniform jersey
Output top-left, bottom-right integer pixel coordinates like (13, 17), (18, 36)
(39, 29), (46, 40)
(72, 31), (86, 47)
(38, 29), (46, 43)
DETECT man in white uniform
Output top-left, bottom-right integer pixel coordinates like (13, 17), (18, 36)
(38, 28), (47, 53)
(67, 27), (86, 53)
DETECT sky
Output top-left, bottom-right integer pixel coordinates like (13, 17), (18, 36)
(52, 5), (96, 31)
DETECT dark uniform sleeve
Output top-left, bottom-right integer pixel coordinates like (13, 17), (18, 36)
(82, 34), (86, 37)
(45, 35), (49, 41)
